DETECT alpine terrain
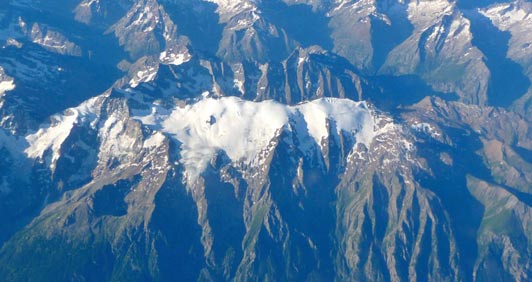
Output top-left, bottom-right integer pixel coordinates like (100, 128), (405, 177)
(1, 0), (532, 281)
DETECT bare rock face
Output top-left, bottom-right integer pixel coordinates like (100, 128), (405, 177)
(0, 0), (532, 281)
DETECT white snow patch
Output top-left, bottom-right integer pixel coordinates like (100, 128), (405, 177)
(24, 97), (100, 171)
(159, 50), (191, 66)
(296, 99), (375, 147)
(480, 2), (532, 67)
(130, 66), (158, 87)
(411, 122), (441, 139)
(143, 132), (166, 148)
(234, 78), (245, 94)
(0, 79), (15, 96)
(480, 3), (532, 30)
(25, 112), (78, 170)
(407, 0), (453, 27)
(78, 0), (98, 7)
(206, 0), (255, 14)
(0, 78), (16, 108)
(5, 38), (22, 48)
(134, 97), (378, 180)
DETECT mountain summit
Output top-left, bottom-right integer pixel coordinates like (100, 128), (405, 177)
(1, 0), (532, 281)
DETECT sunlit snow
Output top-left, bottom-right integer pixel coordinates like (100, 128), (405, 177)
(0, 80), (15, 96)
(134, 97), (378, 179)
(24, 96), (99, 171)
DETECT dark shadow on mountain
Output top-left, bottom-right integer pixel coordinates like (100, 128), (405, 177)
(162, 1), (224, 57)
(415, 126), (487, 282)
(8, 2), (128, 66)
(513, 145), (532, 166)
(0, 6), (126, 127)
(0, 230), (116, 281)
(1, 51), (120, 125)
(149, 140), (205, 282)
(368, 176), (393, 281)
(498, 183), (532, 206)
(309, 52), (358, 72)
(261, 1), (333, 50)
(53, 125), (99, 192)
(278, 44), (459, 111)
(201, 151), (246, 280)
(465, 10), (530, 108)
(368, 75), (459, 111)
(371, 2), (414, 72)
(484, 146), (532, 206)
(92, 178), (136, 217)
(0, 149), (46, 246)
(264, 125), (336, 280)
(141, 59), (216, 100)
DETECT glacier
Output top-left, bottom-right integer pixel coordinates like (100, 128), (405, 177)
(133, 96), (380, 179)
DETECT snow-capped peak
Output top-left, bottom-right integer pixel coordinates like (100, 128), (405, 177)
(133, 97), (381, 180)
(205, 0), (258, 20)
(24, 96), (100, 171)
(0, 79), (15, 98)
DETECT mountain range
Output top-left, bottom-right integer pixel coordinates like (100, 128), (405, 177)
(1, 0), (532, 281)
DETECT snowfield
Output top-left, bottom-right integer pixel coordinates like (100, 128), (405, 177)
(134, 97), (379, 178)
(21, 94), (389, 181)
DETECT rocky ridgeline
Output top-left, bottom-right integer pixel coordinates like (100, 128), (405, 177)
(0, 0), (531, 281)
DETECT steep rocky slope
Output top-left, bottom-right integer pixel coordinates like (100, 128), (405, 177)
(0, 0), (532, 281)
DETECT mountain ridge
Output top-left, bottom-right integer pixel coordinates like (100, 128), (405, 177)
(1, 0), (532, 281)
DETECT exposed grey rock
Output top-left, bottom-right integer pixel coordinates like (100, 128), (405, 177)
(0, 0), (531, 281)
